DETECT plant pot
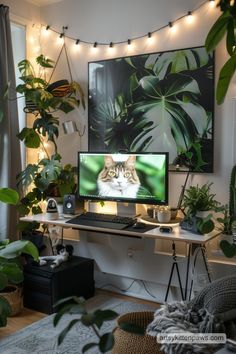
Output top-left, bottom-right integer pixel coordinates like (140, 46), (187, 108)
(0, 285), (23, 316)
(47, 80), (71, 97)
(112, 311), (163, 354)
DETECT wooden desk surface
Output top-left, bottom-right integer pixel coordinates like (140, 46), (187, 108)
(20, 214), (220, 245)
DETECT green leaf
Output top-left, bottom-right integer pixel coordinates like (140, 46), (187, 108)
(220, 240), (236, 258)
(18, 59), (35, 77)
(33, 113), (59, 142)
(1, 263), (23, 284)
(17, 164), (39, 189)
(99, 333), (115, 353)
(216, 54), (236, 104)
(81, 313), (95, 326)
(93, 309), (118, 329)
(36, 54), (54, 68)
(205, 13), (231, 53)
(82, 343), (98, 353)
(0, 188), (19, 205)
(0, 272), (8, 290)
(39, 155), (62, 181)
(0, 240), (38, 261)
(58, 319), (80, 346)
(17, 128), (41, 148)
(0, 296), (11, 326)
(197, 218), (214, 234)
(226, 18), (235, 55)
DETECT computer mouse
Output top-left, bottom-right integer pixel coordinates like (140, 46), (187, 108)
(132, 221), (146, 229)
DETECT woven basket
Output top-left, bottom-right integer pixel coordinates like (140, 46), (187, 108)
(0, 285), (23, 316)
(112, 311), (163, 354)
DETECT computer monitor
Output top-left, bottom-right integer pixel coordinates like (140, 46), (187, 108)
(78, 152), (168, 205)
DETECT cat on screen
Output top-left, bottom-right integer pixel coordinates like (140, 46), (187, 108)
(97, 155), (140, 198)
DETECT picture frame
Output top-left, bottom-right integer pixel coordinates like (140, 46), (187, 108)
(88, 46), (214, 172)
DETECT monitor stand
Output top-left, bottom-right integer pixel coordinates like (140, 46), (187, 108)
(117, 202), (136, 218)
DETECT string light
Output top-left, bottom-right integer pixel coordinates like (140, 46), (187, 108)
(209, 0), (215, 7)
(186, 11), (194, 24)
(41, 1), (212, 49)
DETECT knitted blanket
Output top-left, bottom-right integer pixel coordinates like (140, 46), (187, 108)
(147, 275), (236, 354)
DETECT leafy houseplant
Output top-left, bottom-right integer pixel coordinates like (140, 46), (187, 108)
(181, 183), (220, 234)
(53, 296), (144, 353)
(15, 54), (85, 226)
(205, 0), (236, 104)
(218, 165), (236, 257)
(0, 188), (39, 326)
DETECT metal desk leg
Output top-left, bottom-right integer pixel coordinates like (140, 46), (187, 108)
(188, 244), (211, 300)
(184, 243), (192, 301)
(165, 242), (184, 302)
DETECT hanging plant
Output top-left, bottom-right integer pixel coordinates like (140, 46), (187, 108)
(15, 51), (85, 228)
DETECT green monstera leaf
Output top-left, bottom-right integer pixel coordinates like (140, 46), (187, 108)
(17, 128), (41, 149)
(17, 164), (39, 189)
(130, 74), (209, 161)
(39, 154), (62, 182)
(152, 48), (210, 80)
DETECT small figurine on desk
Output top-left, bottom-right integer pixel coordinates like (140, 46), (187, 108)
(39, 244), (74, 269)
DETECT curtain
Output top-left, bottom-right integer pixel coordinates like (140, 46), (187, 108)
(0, 4), (22, 240)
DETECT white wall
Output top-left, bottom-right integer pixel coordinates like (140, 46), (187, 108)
(38, 0), (236, 206)
(6, 0), (236, 301)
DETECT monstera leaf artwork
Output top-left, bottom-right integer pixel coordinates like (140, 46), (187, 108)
(88, 46), (214, 172)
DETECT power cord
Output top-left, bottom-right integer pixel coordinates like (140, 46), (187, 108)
(99, 279), (157, 298)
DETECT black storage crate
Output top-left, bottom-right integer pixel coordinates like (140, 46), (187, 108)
(23, 256), (94, 314)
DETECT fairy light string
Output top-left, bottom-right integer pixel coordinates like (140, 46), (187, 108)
(40, 0), (216, 48)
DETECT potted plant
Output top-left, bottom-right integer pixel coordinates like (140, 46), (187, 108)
(216, 165), (236, 257)
(14, 54), (85, 228)
(181, 182), (220, 234)
(0, 188), (39, 326)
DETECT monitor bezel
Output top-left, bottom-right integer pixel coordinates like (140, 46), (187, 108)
(77, 151), (169, 205)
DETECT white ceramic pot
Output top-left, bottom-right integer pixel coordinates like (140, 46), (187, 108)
(157, 210), (171, 223)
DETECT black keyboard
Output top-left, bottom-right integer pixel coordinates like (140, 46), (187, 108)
(66, 212), (137, 230)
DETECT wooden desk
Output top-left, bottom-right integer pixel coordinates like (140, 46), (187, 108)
(21, 214), (220, 302)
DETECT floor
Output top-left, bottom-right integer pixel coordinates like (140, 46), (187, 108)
(0, 289), (159, 339)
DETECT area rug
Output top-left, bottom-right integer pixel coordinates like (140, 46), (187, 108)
(0, 294), (159, 354)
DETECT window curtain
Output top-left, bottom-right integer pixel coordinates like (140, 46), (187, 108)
(0, 4), (22, 240)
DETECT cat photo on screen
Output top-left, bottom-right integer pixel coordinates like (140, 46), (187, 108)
(97, 155), (140, 198)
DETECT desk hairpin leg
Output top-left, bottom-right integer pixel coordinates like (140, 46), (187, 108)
(184, 243), (192, 301)
(188, 244), (212, 301)
(165, 241), (184, 302)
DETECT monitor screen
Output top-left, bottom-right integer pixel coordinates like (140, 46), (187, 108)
(78, 152), (168, 205)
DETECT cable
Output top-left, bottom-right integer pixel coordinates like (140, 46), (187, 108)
(99, 279), (157, 298)
(139, 280), (156, 298)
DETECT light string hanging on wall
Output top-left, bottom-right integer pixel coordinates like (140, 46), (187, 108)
(40, 0), (217, 49)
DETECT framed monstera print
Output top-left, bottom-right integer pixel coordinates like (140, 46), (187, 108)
(88, 46), (214, 172)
